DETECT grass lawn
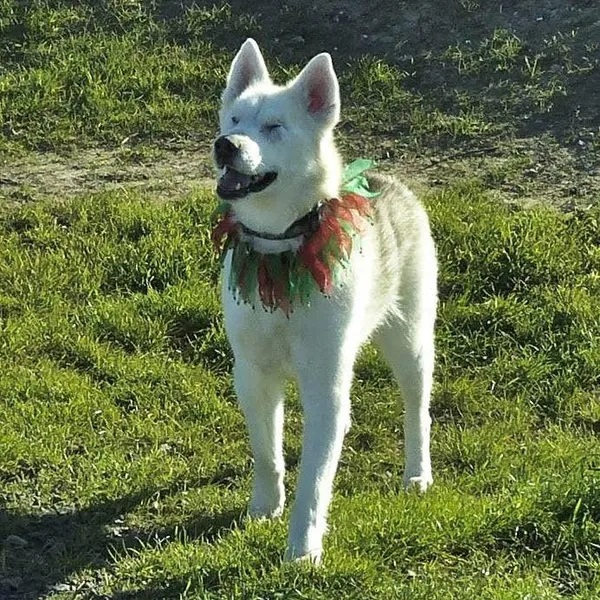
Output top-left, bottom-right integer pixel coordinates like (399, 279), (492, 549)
(1, 186), (599, 599)
(1, 1), (599, 599)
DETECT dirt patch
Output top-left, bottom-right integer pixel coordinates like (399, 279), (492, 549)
(1, 0), (598, 209)
(3, 136), (595, 211)
(0, 144), (214, 206)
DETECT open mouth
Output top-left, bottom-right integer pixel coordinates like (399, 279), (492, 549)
(216, 167), (278, 200)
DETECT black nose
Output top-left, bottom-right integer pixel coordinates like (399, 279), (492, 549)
(214, 136), (239, 167)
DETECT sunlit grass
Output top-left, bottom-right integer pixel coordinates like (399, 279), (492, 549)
(0, 185), (598, 598)
(1, 2), (594, 156)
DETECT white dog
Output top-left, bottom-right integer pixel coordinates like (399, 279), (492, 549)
(212, 39), (437, 563)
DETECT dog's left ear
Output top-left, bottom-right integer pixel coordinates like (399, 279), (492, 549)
(291, 53), (340, 128)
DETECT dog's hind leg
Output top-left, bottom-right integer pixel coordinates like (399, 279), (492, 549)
(375, 314), (434, 491)
(234, 359), (286, 519)
(373, 251), (436, 492)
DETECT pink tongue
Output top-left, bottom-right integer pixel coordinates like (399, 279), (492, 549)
(219, 169), (253, 192)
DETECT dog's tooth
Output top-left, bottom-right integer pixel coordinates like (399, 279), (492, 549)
(235, 182), (241, 190)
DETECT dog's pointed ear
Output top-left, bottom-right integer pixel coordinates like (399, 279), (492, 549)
(291, 53), (340, 128)
(222, 38), (271, 105)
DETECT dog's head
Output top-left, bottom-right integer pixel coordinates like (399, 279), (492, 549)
(213, 39), (342, 233)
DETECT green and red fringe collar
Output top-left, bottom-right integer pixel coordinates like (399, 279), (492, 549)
(211, 160), (377, 315)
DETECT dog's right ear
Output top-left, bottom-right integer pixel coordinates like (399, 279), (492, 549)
(222, 39), (271, 105)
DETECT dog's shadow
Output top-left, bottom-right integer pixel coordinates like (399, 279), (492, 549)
(0, 481), (244, 598)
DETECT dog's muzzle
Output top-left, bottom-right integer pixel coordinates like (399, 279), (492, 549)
(214, 135), (278, 200)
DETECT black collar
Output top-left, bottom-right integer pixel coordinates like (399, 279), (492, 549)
(239, 203), (323, 241)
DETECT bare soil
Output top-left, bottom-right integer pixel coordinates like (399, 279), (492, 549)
(1, 144), (214, 206)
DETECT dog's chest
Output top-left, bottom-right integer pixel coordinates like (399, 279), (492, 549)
(221, 285), (293, 363)
(220, 231), (389, 371)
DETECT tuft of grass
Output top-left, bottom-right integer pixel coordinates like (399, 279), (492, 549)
(1, 183), (599, 598)
(0, 1), (244, 152)
(341, 57), (497, 154)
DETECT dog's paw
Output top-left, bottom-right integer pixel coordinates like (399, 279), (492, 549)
(248, 476), (285, 519)
(248, 490), (285, 520)
(283, 545), (322, 565)
(403, 474), (433, 493)
(248, 500), (284, 520)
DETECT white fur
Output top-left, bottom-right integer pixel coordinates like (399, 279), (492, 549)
(214, 39), (437, 563)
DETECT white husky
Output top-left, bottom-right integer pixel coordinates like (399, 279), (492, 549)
(212, 39), (437, 563)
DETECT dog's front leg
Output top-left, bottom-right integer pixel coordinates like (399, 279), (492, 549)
(234, 359), (286, 519)
(285, 358), (353, 563)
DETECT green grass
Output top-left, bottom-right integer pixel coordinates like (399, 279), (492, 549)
(1, 1), (596, 157)
(0, 186), (599, 598)
(0, 0), (233, 152)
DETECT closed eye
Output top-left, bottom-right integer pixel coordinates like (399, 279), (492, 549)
(263, 122), (283, 134)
